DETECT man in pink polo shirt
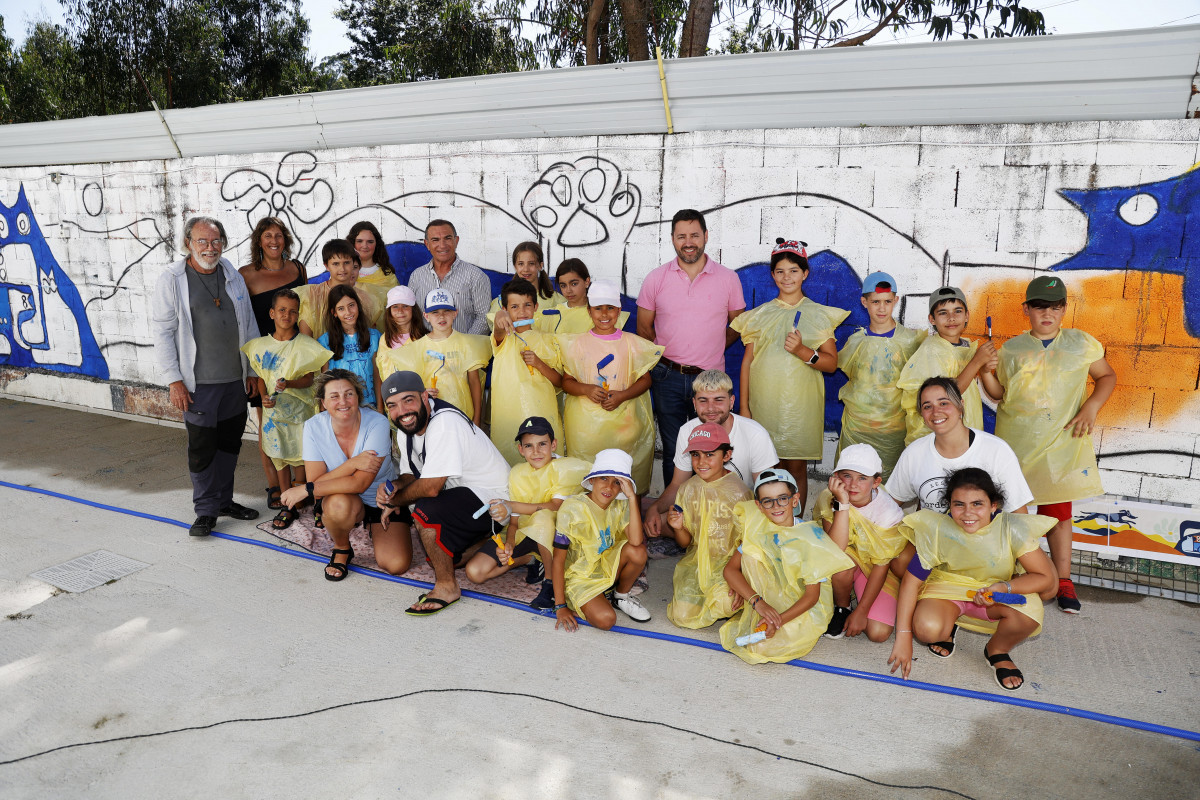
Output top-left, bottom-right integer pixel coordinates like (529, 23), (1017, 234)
(637, 209), (745, 487)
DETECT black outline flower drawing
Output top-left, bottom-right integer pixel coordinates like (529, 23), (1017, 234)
(220, 151), (334, 256)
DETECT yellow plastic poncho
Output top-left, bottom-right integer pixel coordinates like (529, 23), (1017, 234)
(719, 502), (854, 664)
(355, 267), (399, 289)
(837, 326), (926, 478)
(560, 331), (663, 494)
(507, 457), (592, 550)
(731, 297), (850, 460)
(557, 493), (631, 617)
(812, 488), (906, 605)
(376, 331), (491, 420)
(901, 509), (1054, 635)
(241, 333), (332, 465)
(295, 281), (387, 339)
(995, 329), (1105, 505)
(667, 471), (752, 629)
(535, 305), (629, 335)
(490, 328), (566, 466)
(896, 335), (984, 445)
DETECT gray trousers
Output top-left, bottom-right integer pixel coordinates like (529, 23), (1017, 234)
(184, 380), (248, 516)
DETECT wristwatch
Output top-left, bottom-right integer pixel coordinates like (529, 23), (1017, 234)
(806, 351), (820, 365)
(831, 500), (843, 512)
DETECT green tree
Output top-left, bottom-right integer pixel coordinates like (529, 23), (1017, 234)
(335, 0), (532, 85)
(2, 20), (90, 123)
(213, 0), (317, 101)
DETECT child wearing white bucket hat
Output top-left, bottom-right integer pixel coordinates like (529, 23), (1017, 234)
(550, 449), (651, 630)
(811, 443), (907, 641)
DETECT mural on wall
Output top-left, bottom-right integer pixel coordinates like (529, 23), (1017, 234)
(0, 186), (108, 378)
(1072, 497), (1200, 564)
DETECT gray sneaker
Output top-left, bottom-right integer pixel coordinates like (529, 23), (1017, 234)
(613, 591), (651, 623)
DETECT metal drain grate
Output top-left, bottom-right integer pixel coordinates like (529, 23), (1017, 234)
(30, 550), (150, 593)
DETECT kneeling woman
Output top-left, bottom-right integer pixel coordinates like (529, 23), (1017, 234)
(887, 468), (1056, 691)
(280, 369), (412, 580)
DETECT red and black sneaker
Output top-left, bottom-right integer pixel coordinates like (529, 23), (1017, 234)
(1057, 578), (1081, 614)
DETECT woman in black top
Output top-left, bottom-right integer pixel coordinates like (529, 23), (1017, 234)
(239, 216), (308, 509)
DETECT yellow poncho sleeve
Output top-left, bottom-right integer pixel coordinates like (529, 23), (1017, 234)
(558, 495), (630, 617)
(489, 328), (565, 466)
(667, 471), (753, 630)
(241, 334), (333, 462)
(836, 325), (926, 478)
(896, 336), (984, 445)
(900, 509), (1054, 635)
(995, 329), (1105, 504)
(731, 298), (850, 460)
(559, 332), (664, 494)
(719, 504), (854, 664)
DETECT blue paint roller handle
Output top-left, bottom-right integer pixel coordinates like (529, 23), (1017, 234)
(473, 503), (491, 519)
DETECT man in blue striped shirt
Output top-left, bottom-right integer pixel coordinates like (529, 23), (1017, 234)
(407, 219), (492, 335)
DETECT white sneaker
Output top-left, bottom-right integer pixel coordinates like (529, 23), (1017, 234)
(613, 591), (651, 623)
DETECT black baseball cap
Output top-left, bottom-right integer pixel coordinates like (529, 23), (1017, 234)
(381, 370), (425, 398)
(515, 416), (555, 441)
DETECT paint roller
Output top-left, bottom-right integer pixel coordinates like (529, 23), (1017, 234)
(596, 353), (615, 391)
(425, 349), (446, 389)
(968, 589), (1027, 605)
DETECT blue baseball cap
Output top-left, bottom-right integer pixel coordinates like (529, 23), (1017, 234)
(861, 272), (898, 295)
(424, 287), (456, 312)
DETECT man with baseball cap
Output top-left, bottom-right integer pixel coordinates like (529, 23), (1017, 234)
(377, 370), (510, 615)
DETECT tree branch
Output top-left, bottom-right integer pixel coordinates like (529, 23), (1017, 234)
(828, 1), (904, 47)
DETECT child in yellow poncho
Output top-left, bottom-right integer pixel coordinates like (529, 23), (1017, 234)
(241, 289), (332, 530)
(979, 275), (1116, 615)
(733, 239), (849, 512)
(551, 449), (650, 631)
(560, 281), (662, 495)
(488, 278), (566, 466)
(665, 423), (752, 629)
(465, 416), (590, 612)
(376, 287), (491, 424)
(887, 467), (1057, 692)
(836, 271), (924, 479)
(896, 286), (995, 446)
(813, 444), (907, 643)
(720, 469), (854, 664)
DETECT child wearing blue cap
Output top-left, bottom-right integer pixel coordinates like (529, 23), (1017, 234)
(835, 271), (924, 479)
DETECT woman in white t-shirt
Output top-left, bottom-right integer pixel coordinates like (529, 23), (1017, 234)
(885, 377), (1033, 516)
(280, 369), (408, 580)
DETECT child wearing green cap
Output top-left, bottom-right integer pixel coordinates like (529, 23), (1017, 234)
(979, 275), (1116, 615)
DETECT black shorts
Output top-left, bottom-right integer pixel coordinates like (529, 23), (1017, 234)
(365, 502), (413, 526)
(412, 486), (498, 561)
(476, 535), (540, 563)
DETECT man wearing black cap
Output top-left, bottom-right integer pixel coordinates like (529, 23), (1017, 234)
(378, 370), (510, 615)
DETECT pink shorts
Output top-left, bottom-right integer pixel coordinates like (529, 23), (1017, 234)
(946, 598), (992, 621)
(853, 568), (897, 626)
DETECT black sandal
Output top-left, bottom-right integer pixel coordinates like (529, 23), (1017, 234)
(985, 647), (1024, 691)
(313, 498), (324, 529)
(272, 506), (299, 530)
(325, 546), (354, 582)
(265, 487), (283, 510)
(928, 624), (958, 659)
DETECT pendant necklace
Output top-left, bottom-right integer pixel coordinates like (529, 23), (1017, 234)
(190, 259), (222, 308)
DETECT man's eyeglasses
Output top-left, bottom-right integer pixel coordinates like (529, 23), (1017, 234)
(189, 238), (223, 248)
(757, 494), (794, 510)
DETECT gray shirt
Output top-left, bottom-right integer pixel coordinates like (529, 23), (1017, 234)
(407, 257), (492, 335)
(187, 265), (242, 383)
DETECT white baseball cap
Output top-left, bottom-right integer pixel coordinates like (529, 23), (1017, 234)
(424, 287), (456, 312)
(833, 443), (883, 477)
(587, 280), (621, 308)
(387, 285), (417, 308)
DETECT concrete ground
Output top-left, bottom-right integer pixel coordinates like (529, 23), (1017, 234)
(1, 397), (1197, 799)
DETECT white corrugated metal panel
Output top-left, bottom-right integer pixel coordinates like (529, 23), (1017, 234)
(2, 24), (1197, 166)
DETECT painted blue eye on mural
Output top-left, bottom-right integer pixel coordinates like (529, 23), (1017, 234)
(0, 187), (108, 379)
(1051, 167), (1200, 337)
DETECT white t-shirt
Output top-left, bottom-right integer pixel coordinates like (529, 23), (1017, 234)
(673, 414), (779, 484)
(858, 488), (905, 528)
(885, 429), (1032, 514)
(395, 405), (510, 504)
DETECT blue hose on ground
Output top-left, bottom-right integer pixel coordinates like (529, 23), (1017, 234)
(4, 478), (1198, 744)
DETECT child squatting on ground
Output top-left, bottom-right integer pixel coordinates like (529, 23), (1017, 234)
(980, 275), (1117, 614)
(468, 416), (591, 611)
(552, 449), (651, 631)
(720, 468), (853, 664)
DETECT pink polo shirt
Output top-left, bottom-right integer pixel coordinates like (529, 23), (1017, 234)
(637, 257), (745, 370)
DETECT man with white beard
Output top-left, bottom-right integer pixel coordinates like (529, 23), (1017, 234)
(152, 217), (261, 537)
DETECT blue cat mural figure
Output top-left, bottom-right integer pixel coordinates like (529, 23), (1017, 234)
(1051, 168), (1200, 338)
(0, 186), (108, 379)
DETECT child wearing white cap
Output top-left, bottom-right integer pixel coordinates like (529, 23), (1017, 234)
(836, 271), (924, 479)
(380, 285), (428, 349)
(551, 448), (651, 630)
(811, 443), (907, 643)
(559, 281), (664, 495)
(377, 287), (491, 424)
